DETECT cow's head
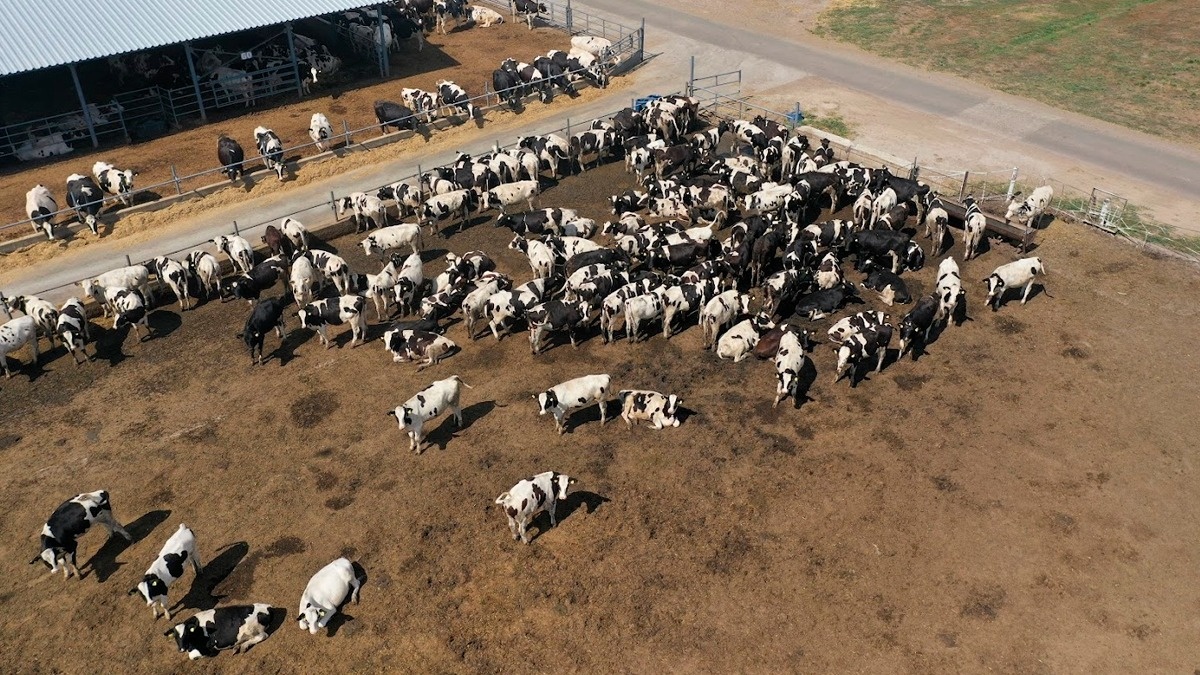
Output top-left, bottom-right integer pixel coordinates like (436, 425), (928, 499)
(387, 406), (414, 430)
(298, 602), (328, 635)
(552, 473), (576, 500)
(663, 395), (682, 426)
(130, 574), (168, 607)
(164, 618), (211, 660)
(983, 273), (1005, 310)
(536, 389), (559, 415)
(334, 197), (354, 220)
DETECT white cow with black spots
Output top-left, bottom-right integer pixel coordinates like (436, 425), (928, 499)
(536, 373), (610, 434)
(130, 524), (202, 620)
(387, 375), (472, 453)
(495, 471), (575, 544)
(984, 257), (1046, 310)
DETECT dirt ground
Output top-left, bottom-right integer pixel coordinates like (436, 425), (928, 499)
(1, 157), (1199, 672)
(0, 21), (571, 232)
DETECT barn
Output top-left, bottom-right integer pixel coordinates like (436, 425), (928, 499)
(0, 0), (421, 164)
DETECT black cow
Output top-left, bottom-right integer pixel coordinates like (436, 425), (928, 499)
(261, 225), (294, 259)
(374, 100), (419, 133)
(533, 56), (577, 98)
(848, 230), (912, 273)
(527, 299), (587, 354)
(750, 230), (782, 287)
(566, 248), (630, 276)
(835, 323), (893, 387)
(217, 136), (245, 182)
(653, 144), (695, 178)
(792, 282), (860, 320)
(227, 258), (287, 303)
(492, 67), (524, 111)
(389, 317), (444, 334)
(861, 268), (911, 305)
(237, 296), (287, 365)
(610, 189), (649, 215)
(496, 208), (576, 236)
(651, 240), (718, 271)
(29, 490), (130, 578)
(899, 294), (939, 357)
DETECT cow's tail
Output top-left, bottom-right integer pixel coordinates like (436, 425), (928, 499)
(451, 375), (474, 389)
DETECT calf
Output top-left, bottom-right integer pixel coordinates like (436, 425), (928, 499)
(129, 524), (202, 620)
(29, 490), (130, 578)
(618, 390), (682, 429)
(963, 196), (987, 261)
(0, 315), (40, 378)
(984, 257), (1046, 310)
(254, 126), (287, 181)
(164, 604), (274, 659)
(700, 290), (750, 350)
(217, 135), (245, 182)
(56, 298), (91, 364)
(537, 373), (610, 434)
(827, 310), (889, 344)
(834, 324), (893, 387)
(383, 328), (457, 370)
(297, 558), (361, 635)
(212, 235), (254, 275)
(899, 294), (940, 357)
(773, 328), (810, 408)
(387, 375), (471, 453)
(1005, 185), (1053, 225)
(495, 471), (575, 545)
(92, 161), (137, 206)
(716, 313), (775, 363)
(299, 296), (367, 348)
(861, 268), (911, 306)
(238, 296), (287, 365)
(25, 184), (57, 239)
(527, 299), (589, 353)
(65, 174), (103, 235)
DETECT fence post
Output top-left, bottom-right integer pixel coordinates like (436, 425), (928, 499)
(688, 55), (695, 96)
(566, 0), (573, 32)
(417, 164), (423, 182)
(330, 191), (338, 218)
(171, 164), (182, 195)
(343, 120), (352, 147)
(114, 99), (130, 143)
(232, 220), (240, 237)
(126, 254), (133, 267)
(1006, 167), (1019, 201)
(959, 171), (969, 200)
(639, 18), (645, 57)
(285, 22), (304, 99)
(909, 157), (918, 181)
(0, 292), (10, 319)
(566, 118), (571, 137)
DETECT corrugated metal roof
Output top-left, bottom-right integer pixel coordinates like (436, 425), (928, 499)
(0, 0), (374, 76)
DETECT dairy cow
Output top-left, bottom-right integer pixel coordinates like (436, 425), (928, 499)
(164, 604), (274, 659)
(25, 184), (57, 240)
(129, 524), (202, 620)
(495, 471), (575, 545)
(536, 373), (610, 434)
(387, 375), (472, 453)
(383, 328), (457, 370)
(297, 558), (361, 635)
(618, 390), (681, 429)
(29, 490), (130, 579)
(299, 296), (367, 348)
(984, 257), (1046, 310)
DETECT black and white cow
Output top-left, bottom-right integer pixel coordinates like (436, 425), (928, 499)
(65, 174), (103, 235)
(496, 208), (579, 236)
(25, 184), (57, 240)
(92, 161), (137, 207)
(511, 0), (547, 29)
(536, 373), (610, 434)
(618, 390), (681, 429)
(254, 126), (287, 181)
(387, 375), (471, 453)
(299, 296), (367, 348)
(212, 234), (255, 275)
(861, 267), (911, 306)
(164, 604), (275, 660)
(383, 328), (457, 370)
(532, 55), (578, 98)
(570, 128), (616, 173)
(112, 289), (152, 341)
(0, 315), (39, 378)
(217, 135), (245, 182)
(984, 257), (1046, 310)
(297, 558), (362, 635)
(186, 251), (222, 300)
(238, 297), (287, 365)
(227, 257), (287, 304)
(792, 283), (860, 321)
(154, 256), (195, 310)
(527, 299), (589, 353)
(495, 471), (575, 545)
(374, 100), (419, 134)
(492, 67), (525, 111)
(56, 297), (91, 364)
(436, 80), (481, 120)
(29, 490), (130, 579)
(309, 113), (334, 151)
(129, 524), (202, 620)
(773, 328), (811, 408)
(10, 295), (58, 347)
(827, 310), (888, 344)
(1005, 185), (1054, 226)
(898, 294), (939, 357)
(421, 188), (483, 237)
(848, 229), (912, 273)
(834, 324), (893, 387)
(716, 312), (775, 363)
(963, 196), (988, 261)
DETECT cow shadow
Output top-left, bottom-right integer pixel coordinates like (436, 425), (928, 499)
(993, 283), (1046, 311)
(130, 191), (163, 208)
(424, 400), (495, 450)
(563, 402), (609, 434)
(263, 607), (288, 642)
(788, 358), (819, 409)
(84, 509), (171, 582)
(555, 490), (609, 524)
(174, 541), (250, 612)
(147, 310), (183, 340)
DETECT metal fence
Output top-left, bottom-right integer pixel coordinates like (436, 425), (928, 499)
(7, 98), (659, 302)
(689, 74), (1200, 261)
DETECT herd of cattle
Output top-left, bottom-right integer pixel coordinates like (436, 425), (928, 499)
(8, 92), (1056, 660)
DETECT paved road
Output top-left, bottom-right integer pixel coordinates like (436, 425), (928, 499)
(580, 0), (1200, 198)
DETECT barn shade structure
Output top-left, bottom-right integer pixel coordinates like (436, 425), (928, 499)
(0, 0), (396, 152)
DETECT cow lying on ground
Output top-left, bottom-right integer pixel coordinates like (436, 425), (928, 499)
(165, 604), (275, 659)
(618, 390), (682, 429)
(297, 557), (361, 635)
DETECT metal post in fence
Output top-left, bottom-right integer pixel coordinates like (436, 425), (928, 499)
(343, 120), (352, 148)
(114, 100), (130, 143)
(171, 164), (182, 195)
(909, 157), (918, 181)
(125, 255), (133, 267)
(417, 164), (423, 182)
(639, 18), (645, 56)
(688, 55), (695, 96)
(1006, 167), (1019, 201)
(959, 171), (969, 200)
(286, 23), (304, 99)
(566, 118), (571, 138)
(232, 221), (240, 237)
(184, 43), (208, 122)
(566, 0), (573, 32)
(68, 64), (99, 149)
(330, 191), (338, 219)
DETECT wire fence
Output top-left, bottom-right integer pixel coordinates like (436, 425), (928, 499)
(690, 81), (1200, 262)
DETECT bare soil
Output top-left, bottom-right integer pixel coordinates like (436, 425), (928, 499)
(1, 159), (1198, 672)
(0, 22), (571, 232)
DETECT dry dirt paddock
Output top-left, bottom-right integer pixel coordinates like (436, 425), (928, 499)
(0, 20), (572, 231)
(1, 160), (1199, 672)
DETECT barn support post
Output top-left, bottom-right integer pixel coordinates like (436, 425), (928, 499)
(959, 171), (969, 200)
(125, 254), (133, 267)
(286, 23), (304, 99)
(330, 191), (338, 218)
(375, 6), (390, 78)
(68, 64), (99, 148)
(639, 18), (645, 56)
(566, 0), (573, 32)
(687, 55), (695, 96)
(184, 43), (208, 122)
(170, 164), (182, 195)
(233, 220), (240, 237)
(343, 120), (352, 147)
(1006, 167), (1019, 201)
